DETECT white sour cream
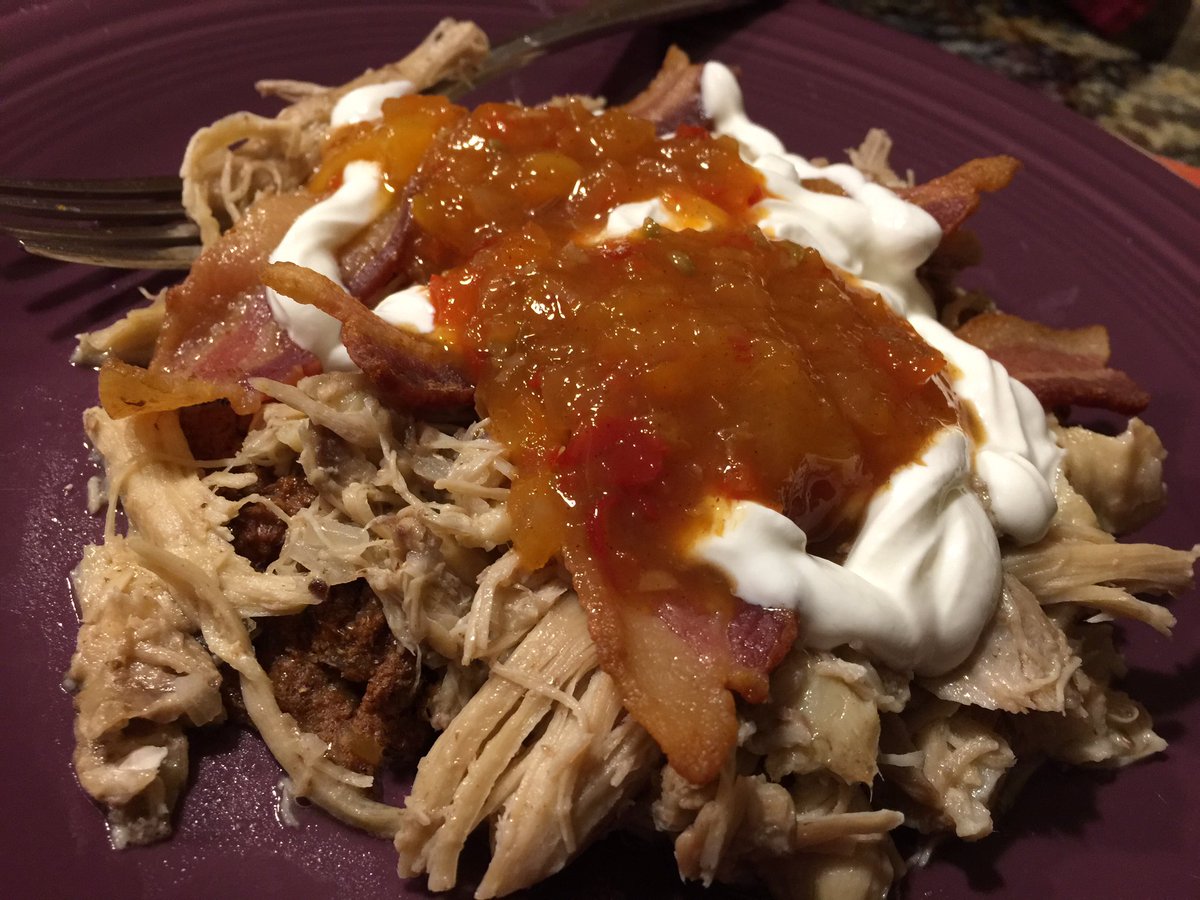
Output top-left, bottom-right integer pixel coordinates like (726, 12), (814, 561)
(330, 79), (416, 127)
(266, 161), (437, 371)
(589, 198), (674, 242)
(911, 318), (1061, 543)
(695, 429), (999, 674)
(587, 196), (718, 244)
(374, 283), (435, 334)
(266, 160), (389, 370)
(695, 60), (1063, 673)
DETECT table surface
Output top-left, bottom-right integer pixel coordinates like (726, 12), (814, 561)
(828, 0), (1200, 167)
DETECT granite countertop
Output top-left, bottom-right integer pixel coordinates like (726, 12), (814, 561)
(825, 0), (1200, 167)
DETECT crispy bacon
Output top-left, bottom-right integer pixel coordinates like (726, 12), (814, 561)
(899, 156), (1020, 235)
(151, 193), (320, 413)
(577, 582), (796, 784)
(262, 261), (474, 414)
(727, 603), (798, 677)
(620, 46), (707, 135)
(555, 418), (797, 783)
(98, 358), (231, 420)
(956, 312), (1150, 414)
(342, 200), (414, 301)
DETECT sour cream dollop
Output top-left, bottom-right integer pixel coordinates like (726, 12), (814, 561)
(695, 430), (1001, 674)
(265, 160), (389, 371)
(694, 61), (1063, 672)
(330, 79), (416, 127)
(265, 162), (436, 372)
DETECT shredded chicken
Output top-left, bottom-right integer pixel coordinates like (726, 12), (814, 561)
(395, 598), (659, 898)
(84, 407), (317, 617)
(180, 19), (489, 244)
(881, 700), (1015, 840)
(743, 649), (891, 786)
(69, 539), (222, 846)
(1013, 622), (1166, 767)
(922, 575), (1080, 714)
(655, 763), (902, 896)
(1056, 417), (1167, 534)
(64, 27), (1197, 900)
(73, 290), (166, 368)
(75, 402), (418, 841)
(1006, 476), (1195, 636)
(846, 128), (913, 189)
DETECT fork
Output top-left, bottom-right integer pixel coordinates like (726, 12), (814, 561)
(0, 0), (756, 270)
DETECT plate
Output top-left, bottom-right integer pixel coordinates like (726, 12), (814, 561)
(2, 1), (1197, 897)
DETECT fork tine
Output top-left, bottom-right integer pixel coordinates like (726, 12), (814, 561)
(16, 237), (197, 269)
(0, 192), (188, 220)
(3, 221), (200, 247)
(0, 175), (186, 223)
(0, 175), (182, 196)
(0, 175), (195, 268)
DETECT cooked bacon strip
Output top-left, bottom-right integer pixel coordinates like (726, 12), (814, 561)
(98, 359), (232, 421)
(151, 193), (320, 413)
(898, 156), (1020, 235)
(726, 603), (798, 676)
(956, 312), (1150, 414)
(262, 261), (474, 414)
(620, 46), (707, 134)
(554, 418), (798, 784)
(576, 581), (796, 784)
(341, 200), (414, 302)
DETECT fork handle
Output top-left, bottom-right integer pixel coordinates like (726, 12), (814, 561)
(432, 0), (761, 99)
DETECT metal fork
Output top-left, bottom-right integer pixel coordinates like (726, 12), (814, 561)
(0, 0), (756, 270)
(0, 176), (201, 269)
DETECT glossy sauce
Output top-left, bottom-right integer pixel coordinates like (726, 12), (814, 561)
(438, 227), (955, 563)
(309, 94), (466, 195)
(402, 100), (763, 277)
(390, 102), (953, 555)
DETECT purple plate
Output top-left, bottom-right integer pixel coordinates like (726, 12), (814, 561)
(2, 1), (1197, 897)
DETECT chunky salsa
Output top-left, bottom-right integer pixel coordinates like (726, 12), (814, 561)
(307, 95), (955, 780)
